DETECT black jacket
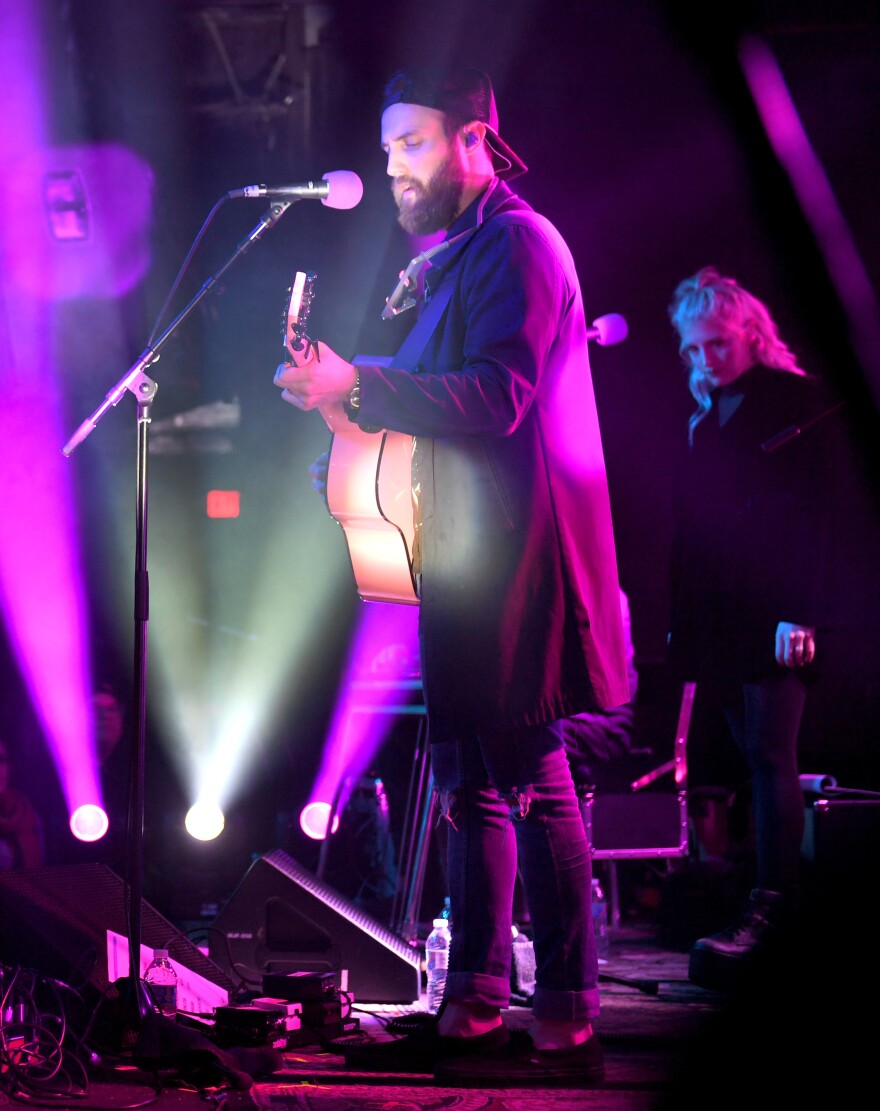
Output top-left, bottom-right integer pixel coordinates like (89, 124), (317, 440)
(668, 364), (836, 681)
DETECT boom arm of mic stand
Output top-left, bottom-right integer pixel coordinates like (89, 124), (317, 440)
(62, 361), (158, 456)
(62, 199), (293, 457)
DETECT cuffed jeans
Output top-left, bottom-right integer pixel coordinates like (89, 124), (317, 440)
(430, 720), (600, 1022)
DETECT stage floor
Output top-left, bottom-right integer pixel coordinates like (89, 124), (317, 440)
(11, 916), (866, 1111)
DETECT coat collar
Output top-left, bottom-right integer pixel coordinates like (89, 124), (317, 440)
(427, 177), (522, 278)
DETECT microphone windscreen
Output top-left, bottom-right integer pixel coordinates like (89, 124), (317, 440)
(322, 170), (364, 210)
(592, 313), (629, 346)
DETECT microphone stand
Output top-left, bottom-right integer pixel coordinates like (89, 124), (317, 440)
(62, 199), (293, 1023)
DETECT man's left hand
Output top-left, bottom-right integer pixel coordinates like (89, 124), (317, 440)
(274, 338), (357, 411)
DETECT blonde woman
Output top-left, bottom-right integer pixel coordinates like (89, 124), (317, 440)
(667, 267), (837, 992)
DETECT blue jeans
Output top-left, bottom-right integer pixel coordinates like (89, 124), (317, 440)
(430, 720), (600, 1022)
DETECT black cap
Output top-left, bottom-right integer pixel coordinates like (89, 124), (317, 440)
(382, 66), (527, 181)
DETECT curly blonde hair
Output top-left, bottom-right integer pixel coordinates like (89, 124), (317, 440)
(668, 267), (806, 441)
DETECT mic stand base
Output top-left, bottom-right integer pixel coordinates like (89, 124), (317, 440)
(98, 976), (157, 1052)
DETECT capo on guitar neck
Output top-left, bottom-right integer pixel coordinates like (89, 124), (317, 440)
(284, 270), (320, 360)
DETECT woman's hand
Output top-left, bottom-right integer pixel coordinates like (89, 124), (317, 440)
(775, 621), (816, 668)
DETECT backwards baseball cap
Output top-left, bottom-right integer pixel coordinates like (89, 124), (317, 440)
(381, 65), (527, 181)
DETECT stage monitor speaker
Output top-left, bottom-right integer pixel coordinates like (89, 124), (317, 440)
(0, 863), (233, 999)
(802, 797), (880, 923)
(208, 848), (422, 1004)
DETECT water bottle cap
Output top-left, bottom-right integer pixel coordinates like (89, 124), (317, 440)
(432, 918), (449, 928)
(153, 949), (169, 957)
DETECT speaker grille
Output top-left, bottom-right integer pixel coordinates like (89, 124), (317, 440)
(209, 849), (422, 1003)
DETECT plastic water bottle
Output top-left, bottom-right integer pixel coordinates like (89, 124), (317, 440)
(425, 918), (451, 1013)
(511, 924), (536, 998)
(591, 877), (610, 960)
(144, 949), (178, 1018)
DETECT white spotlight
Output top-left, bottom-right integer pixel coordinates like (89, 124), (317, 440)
(70, 804), (109, 842)
(185, 800), (225, 841)
(299, 800), (340, 840)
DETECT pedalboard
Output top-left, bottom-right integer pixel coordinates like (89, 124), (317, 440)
(209, 970), (357, 1050)
(212, 1004), (294, 1049)
(261, 971), (338, 1001)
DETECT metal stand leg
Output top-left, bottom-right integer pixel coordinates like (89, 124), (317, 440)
(390, 717), (435, 943)
(606, 860), (621, 931)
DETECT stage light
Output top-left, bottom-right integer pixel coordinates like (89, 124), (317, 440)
(7, 143), (153, 299)
(70, 804), (109, 843)
(299, 800), (340, 840)
(185, 800), (225, 841)
(306, 602), (420, 832)
(43, 169), (90, 240)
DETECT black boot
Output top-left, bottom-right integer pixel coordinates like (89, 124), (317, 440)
(688, 887), (792, 992)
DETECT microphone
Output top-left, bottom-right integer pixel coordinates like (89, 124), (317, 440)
(227, 170), (364, 210)
(586, 312), (628, 346)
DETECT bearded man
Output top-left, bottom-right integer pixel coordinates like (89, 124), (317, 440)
(274, 66), (628, 1089)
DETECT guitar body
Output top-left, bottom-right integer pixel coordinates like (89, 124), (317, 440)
(282, 273), (418, 605)
(321, 399), (417, 605)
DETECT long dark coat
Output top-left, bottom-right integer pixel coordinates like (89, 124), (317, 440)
(351, 179), (630, 740)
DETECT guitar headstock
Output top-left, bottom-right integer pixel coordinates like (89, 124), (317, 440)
(283, 270), (317, 353)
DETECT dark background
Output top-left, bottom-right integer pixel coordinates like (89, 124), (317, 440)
(2, 0), (879, 923)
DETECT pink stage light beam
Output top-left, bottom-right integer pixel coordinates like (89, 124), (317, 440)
(0, 2), (152, 838)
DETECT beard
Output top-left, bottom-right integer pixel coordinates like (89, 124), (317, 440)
(394, 147), (465, 235)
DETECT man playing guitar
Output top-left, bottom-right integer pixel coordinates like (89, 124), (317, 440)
(273, 65), (629, 1090)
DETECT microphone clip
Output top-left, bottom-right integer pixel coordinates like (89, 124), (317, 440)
(381, 227), (478, 320)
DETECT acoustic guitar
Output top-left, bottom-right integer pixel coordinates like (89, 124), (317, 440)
(283, 271), (418, 605)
